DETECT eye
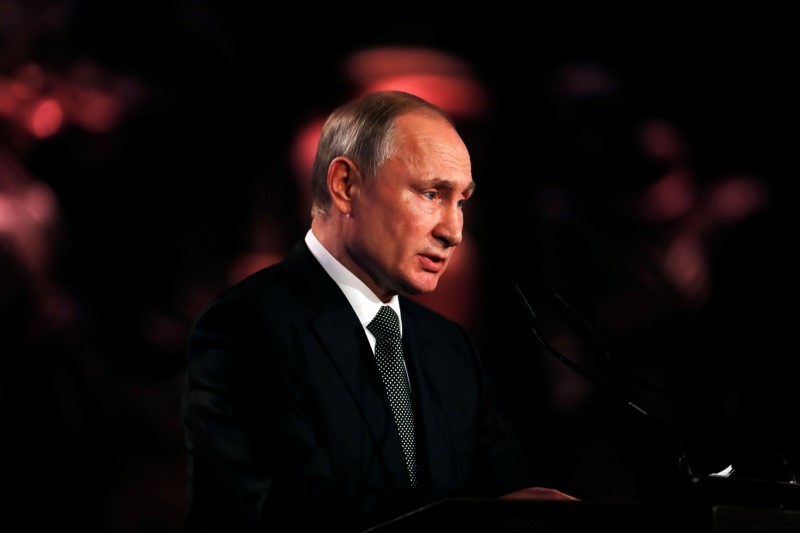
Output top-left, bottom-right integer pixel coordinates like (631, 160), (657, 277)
(423, 191), (436, 200)
(457, 199), (465, 208)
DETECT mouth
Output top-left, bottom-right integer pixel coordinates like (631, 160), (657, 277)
(419, 253), (447, 272)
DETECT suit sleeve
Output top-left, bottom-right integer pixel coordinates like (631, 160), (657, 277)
(448, 321), (539, 494)
(471, 336), (540, 492)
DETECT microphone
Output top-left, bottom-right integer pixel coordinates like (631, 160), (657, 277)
(781, 452), (798, 485)
(531, 285), (800, 486)
(507, 276), (694, 477)
(537, 286), (674, 400)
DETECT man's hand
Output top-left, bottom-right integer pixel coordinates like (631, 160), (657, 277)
(500, 487), (580, 501)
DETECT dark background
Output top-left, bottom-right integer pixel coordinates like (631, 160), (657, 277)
(1, 3), (796, 531)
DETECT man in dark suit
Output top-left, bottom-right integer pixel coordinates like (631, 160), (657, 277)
(181, 90), (576, 532)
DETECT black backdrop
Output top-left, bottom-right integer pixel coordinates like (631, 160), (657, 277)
(2, 3), (796, 530)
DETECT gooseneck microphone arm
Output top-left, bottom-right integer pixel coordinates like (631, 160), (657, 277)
(539, 287), (674, 399)
(508, 277), (694, 477)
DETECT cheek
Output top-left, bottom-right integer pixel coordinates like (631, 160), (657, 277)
(397, 215), (435, 246)
(398, 197), (436, 229)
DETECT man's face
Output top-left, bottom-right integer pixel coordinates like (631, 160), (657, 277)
(344, 111), (475, 301)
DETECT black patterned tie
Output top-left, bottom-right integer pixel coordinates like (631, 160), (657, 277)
(367, 305), (418, 487)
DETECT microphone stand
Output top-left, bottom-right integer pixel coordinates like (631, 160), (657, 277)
(508, 277), (694, 477)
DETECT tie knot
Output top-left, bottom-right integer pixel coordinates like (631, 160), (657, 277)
(367, 305), (400, 339)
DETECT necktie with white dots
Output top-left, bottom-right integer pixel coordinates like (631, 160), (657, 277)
(367, 305), (418, 488)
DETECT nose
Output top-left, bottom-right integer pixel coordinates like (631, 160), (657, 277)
(435, 204), (463, 248)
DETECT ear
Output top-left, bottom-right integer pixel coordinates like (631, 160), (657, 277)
(328, 157), (358, 214)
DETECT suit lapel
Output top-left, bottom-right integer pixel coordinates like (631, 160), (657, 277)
(400, 305), (455, 488)
(282, 240), (412, 486)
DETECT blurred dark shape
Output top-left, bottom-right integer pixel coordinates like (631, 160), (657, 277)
(0, 145), (62, 280)
(290, 115), (327, 225)
(1, 3), (208, 530)
(486, 58), (796, 500)
(553, 61), (619, 100)
(0, 59), (148, 145)
(0, 0), (73, 71)
(0, 146), (106, 530)
(345, 46), (490, 119)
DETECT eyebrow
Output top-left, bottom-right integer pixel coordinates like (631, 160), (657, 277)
(426, 177), (476, 195)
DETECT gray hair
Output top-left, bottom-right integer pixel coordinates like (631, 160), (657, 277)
(309, 90), (453, 218)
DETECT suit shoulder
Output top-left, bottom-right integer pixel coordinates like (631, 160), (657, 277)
(192, 263), (295, 327)
(215, 263), (289, 302)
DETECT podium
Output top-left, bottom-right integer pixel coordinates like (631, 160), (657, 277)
(637, 472), (800, 510)
(363, 497), (800, 532)
(364, 475), (800, 532)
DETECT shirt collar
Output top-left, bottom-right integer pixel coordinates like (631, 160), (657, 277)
(305, 229), (402, 333)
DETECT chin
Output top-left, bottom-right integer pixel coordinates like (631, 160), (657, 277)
(402, 275), (440, 295)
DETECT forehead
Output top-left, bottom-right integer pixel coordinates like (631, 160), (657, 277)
(393, 110), (457, 142)
(391, 112), (471, 169)
(377, 113), (474, 197)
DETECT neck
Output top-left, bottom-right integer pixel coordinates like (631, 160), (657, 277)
(310, 218), (394, 303)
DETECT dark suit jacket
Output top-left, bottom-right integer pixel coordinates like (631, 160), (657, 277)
(181, 239), (536, 531)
